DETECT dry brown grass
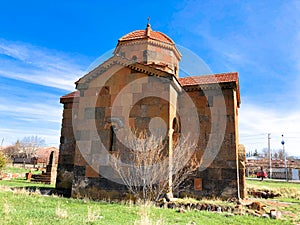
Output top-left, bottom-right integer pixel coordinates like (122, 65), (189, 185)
(55, 204), (68, 219)
(134, 203), (164, 225)
(3, 200), (12, 215)
(86, 206), (103, 222)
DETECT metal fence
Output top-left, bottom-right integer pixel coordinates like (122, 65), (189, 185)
(246, 166), (300, 180)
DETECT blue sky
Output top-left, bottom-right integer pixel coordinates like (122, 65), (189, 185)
(0, 0), (299, 156)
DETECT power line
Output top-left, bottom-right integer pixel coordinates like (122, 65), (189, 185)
(268, 133), (272, 178)
(241, 137), (266, 140)
(240, 133), (267, 137)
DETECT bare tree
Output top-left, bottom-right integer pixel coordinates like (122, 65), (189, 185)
(110, 130), (198, 202)
(276, 149), (286, 160)
(274, 152), (278, 159)
(1, 145), (19, 158)
(262, 148), (269, 158)
(18, 136), (46, 158)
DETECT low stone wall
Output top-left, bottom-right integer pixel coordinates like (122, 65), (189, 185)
(0, 173), (26, 180)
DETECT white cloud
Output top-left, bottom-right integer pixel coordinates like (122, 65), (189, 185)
(0, 100), (62, 123)
(0, 127), (60, 147)
(171, 1), (300, 155)
(0, 93), (63, 147)
(0, 39), (88, 147)
(239, 103), (300, 156)
(0, 39), (88, 91)
(172, 1), (300, 83)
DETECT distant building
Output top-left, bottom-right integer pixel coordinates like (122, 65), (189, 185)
(35, 147), (59, 164)
(246, 156), (300, 180)
(1, 146), (58, 165)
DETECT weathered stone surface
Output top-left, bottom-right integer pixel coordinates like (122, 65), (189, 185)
(56, 25), (244, 201)
(208, 168), (222, 180)
(222, 169), (237, 180)
(85, 165), (99, 178)
(73, 165), (86, 177)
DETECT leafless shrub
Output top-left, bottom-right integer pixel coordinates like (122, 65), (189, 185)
(110, 129), (199, 202)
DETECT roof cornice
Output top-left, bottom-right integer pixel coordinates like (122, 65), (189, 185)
(76, 55), (174, 90)
(114, 38), (182, 60)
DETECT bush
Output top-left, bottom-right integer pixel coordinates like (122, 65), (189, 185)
(0, 152), (7, 172)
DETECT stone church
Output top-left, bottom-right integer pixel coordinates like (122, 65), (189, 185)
(56, 22), (246, 200)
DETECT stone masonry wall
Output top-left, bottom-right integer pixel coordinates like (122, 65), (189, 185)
(180, 87), (245, 199)
(56, 65), (245, 200)
(56, 96), (78, 197)
(70, 65), (173, 199)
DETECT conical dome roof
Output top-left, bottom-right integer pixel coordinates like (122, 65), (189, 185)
(114, 21), (181, 77)
(119, 23), (174, 44)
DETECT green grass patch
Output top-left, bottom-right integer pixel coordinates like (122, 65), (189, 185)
(279, 198), (300, 204)
(0, 178), (54, 189)
(3, 166), (43, 175)
(247, 180), (300, 189)
(0, 178), (298, 224)
(3, 166), (29, 174)
(247, 179), (300, 201)
(0, 187), (295, 225)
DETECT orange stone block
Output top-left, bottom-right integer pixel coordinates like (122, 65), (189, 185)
(129, 118), (135, 128)
(96, 95), (111, 107)
(194, 178), (202, 191)
(85, 165), (99, 178)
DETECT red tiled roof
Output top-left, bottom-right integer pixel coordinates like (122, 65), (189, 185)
(119, 25), (174, 44)
(178, 72), (241, 106)
(61, 91), (79, 99)
(63, 73), (238, 99)
(178, 72), (238, 86)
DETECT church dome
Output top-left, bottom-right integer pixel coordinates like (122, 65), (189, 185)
(114, 22), (181, 77)
(119, 24), (175, 44)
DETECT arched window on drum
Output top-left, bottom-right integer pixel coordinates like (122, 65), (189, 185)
(172, 117), (180, 145)
(109, 125), (117, 151)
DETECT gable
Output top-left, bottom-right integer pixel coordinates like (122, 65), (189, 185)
(76, 55), (173, 91)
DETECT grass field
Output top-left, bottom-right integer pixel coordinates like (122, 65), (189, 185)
(247, 179), (300, 203)
(0, 186), (294, 225)
(247, 179), (300, 190)
(0, 170), (299, 224)
(2, 166), (42, 174)
(0, 178), (54, 188)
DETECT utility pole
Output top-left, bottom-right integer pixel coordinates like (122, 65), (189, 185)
(268, 133), (272, 179)
(281, 135), (288, 182)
